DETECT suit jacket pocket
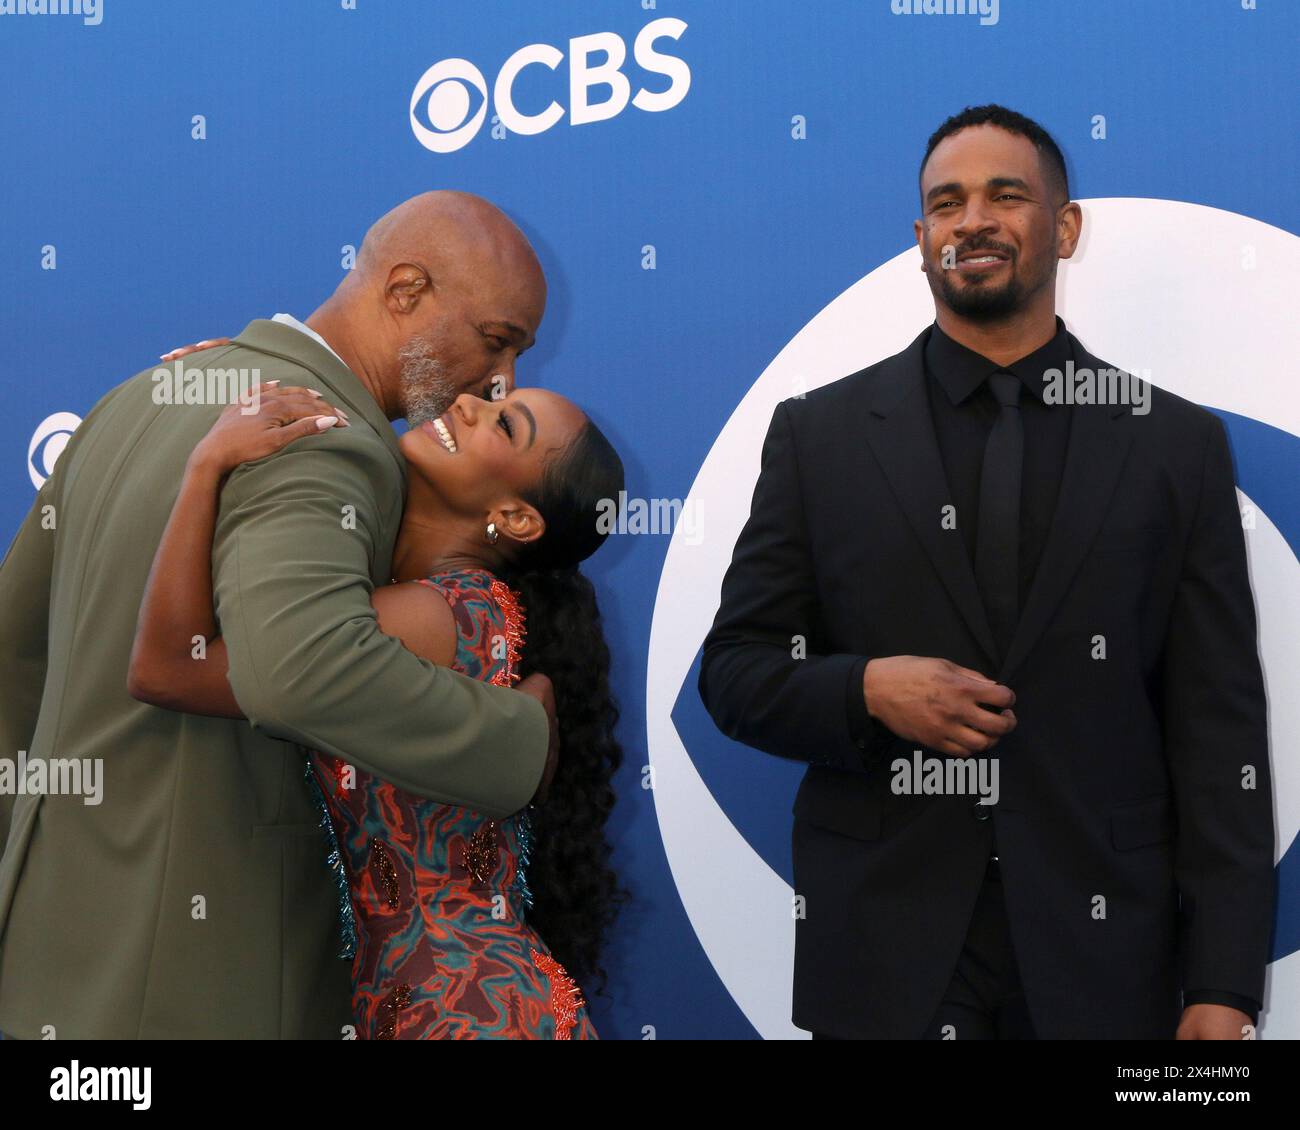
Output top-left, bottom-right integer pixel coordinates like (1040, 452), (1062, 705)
(1110, 793), (1175, 850)
(793, 769), (882, 841)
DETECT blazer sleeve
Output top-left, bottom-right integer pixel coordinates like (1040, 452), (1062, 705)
(698, 399), (888, 774)
(1162, 414), (1275, 1008)
(211, 432), (548, 820)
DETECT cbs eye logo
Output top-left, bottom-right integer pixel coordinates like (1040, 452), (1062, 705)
(409, 17), (690, 154)
(409, 58), (490, 154)
(28, 411), (81, 489)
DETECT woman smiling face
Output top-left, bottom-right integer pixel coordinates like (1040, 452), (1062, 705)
(398, 387), (588, 526)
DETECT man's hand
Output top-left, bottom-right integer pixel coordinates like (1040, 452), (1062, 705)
(1176, 1004), (1254, 1040)
(515, 672), (559, 804)
(863, 656), (1016, 757)
(160, 337), (233, 361)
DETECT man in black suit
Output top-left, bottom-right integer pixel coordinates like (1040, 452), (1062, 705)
(698, 105), (1274, 1040)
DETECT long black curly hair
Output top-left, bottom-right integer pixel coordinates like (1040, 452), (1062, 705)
(498, 417), (627, 994)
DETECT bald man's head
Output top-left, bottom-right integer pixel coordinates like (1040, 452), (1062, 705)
(354, 191), (542, 289)
(325, 191), (547, 425)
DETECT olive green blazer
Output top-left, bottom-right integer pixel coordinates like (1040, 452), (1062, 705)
(0, 320), (548, 1038)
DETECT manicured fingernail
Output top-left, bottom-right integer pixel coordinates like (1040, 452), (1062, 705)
(265, 379), (280, 386)
(308, 389), (323, 397)
(315, 416), (338, 429)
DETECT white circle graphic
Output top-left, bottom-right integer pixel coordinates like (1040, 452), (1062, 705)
(647, 199), (1300, 1039)
(409, 58), (489, 154)
(27, 411), (81, 489)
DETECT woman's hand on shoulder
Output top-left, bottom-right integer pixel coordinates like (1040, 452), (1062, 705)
(160, 337), (232, 361)
(186, 382), (351, 479)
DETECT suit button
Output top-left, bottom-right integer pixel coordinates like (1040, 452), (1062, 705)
(972, 800), (993, 822)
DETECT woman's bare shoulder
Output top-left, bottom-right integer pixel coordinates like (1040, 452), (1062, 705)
(370, 581), (457, 667)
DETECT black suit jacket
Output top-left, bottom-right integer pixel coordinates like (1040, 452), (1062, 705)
(699, 325), (1275, 1039)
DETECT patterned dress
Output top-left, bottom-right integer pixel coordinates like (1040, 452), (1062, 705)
(305, 568), (598, 1040)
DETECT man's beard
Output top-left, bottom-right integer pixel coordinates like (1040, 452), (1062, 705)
(932, 242), (1051, 323)
(398, 334), (457, 427)
(938, 269), (1027, 321)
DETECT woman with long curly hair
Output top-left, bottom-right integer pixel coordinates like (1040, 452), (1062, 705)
(128, 383), (625, 1039)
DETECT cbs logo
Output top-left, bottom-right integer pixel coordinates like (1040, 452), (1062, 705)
(410, 17), (690, 154)
(28, 411), (81, 489)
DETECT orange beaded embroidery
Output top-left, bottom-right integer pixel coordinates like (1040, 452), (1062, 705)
(530, 948), (586, 1040)
(488, 580), (526, 687)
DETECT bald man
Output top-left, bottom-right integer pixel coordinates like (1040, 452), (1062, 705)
(0, 191), (559, 1038)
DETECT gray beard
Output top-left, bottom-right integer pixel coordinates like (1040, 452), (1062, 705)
(398, 334), (457, 427)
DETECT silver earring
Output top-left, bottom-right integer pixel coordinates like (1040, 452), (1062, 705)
(485, 522), (499, 545)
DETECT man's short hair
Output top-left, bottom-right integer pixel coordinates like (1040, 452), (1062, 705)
(920, 104), (1070, 206)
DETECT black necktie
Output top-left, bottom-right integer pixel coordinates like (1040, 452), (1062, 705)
(976, 372), (1023, 660)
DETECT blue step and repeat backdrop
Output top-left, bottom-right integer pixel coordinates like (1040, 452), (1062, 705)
(2, 1), (1297, 1039)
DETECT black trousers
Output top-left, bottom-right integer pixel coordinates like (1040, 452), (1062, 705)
(813, 859), (1037, 1040)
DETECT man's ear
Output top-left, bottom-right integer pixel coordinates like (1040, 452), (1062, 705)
(1057, 200), (1083, 261)
(490, 502), (545, 548)
(386, 262), (432, 314)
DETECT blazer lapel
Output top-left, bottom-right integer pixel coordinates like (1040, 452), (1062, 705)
(999, 340), (1134, 682)
(863, 328), (1000, 669)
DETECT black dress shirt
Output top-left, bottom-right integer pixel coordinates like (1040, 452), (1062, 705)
(846, 315), (1072, 751)
(842, 317), (1260, 1025)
